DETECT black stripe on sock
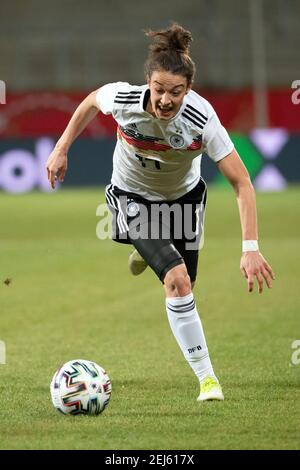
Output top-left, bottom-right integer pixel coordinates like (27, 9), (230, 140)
(167, 304), (195, 314)
(167, 299), (195, 310)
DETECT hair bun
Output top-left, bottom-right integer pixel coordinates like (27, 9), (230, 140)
(145, 23), (193, 55)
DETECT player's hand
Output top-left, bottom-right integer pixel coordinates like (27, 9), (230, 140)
(240, 251), (275, 294)
(46, 147), (68, 189)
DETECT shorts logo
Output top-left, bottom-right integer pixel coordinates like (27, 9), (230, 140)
(126, 201), (140, 217)
(169, 134), (185, 149)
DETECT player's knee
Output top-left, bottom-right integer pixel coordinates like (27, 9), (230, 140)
(175, 275), (191, 296)
(164, 264), (191, 297)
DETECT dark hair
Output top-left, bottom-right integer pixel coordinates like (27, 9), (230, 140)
(144, 23), (196, 85)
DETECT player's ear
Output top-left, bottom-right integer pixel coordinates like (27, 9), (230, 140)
(146, 75), (151, 86)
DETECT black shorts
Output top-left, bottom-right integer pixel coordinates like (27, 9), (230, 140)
(105, 178), (207, 282)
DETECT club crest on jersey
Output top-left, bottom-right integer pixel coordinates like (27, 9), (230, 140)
(126, 201), (140, 217)
(169, 134), (185, 149)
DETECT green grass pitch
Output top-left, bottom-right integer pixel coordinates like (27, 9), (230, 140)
(0, 187), (299, 450)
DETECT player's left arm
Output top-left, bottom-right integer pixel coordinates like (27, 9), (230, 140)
(217, 149), (275, 293)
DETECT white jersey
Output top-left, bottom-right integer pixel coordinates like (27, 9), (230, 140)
(96, 82), (234, 201)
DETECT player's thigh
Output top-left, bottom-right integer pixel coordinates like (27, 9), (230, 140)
(129, 229), (185, 282)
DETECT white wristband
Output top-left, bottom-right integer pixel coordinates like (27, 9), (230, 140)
(242, 240), (259, 252)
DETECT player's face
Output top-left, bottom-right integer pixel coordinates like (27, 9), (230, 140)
(147, 71), (191, 120)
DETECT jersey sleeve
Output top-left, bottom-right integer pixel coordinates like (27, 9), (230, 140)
(202, 108), (234, 163)
(95, 82), (130, 115)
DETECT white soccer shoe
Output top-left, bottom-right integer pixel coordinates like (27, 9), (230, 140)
(128, 249), (148, 276)
(197, 376), (224, 402)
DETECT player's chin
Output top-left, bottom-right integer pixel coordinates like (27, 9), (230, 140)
(156, 108), (175, 120)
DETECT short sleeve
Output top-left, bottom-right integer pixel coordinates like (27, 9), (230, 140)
(95, 82), (130, 115)
(203, 113), (234, 163)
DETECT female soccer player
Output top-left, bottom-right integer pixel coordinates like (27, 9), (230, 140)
(46, 23), (275, 401)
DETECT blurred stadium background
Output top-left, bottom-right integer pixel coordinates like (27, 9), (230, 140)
(1, 0), (300, 450)
(0, 0), (299, 191)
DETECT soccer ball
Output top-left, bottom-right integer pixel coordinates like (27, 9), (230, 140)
(50, 359), (112, 416)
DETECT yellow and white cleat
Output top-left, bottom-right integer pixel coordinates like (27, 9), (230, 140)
(197, 376), (224, 402)
(128, 249), (148, 276)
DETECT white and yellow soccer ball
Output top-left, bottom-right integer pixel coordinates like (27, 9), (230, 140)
(50, 359), (112, 416)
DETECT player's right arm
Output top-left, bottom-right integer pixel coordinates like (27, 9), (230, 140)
(46, 90), (99, 189)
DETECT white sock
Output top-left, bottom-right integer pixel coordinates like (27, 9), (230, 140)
(166, 293), (217, 383)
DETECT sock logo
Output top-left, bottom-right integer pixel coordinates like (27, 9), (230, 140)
(188, 345), (202, 354)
